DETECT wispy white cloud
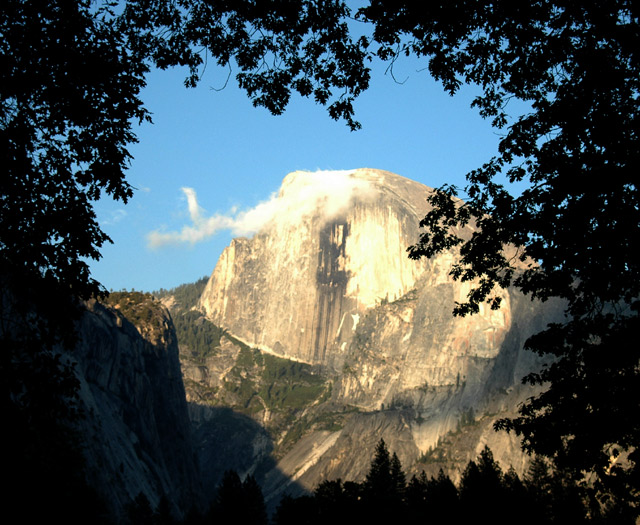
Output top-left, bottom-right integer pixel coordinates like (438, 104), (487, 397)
(102, 208), (127, 226)
(147, 169), (375, 248)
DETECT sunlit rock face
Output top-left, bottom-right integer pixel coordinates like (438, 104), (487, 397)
(200, 168), (471, 369)
(197, 168), (564, 495)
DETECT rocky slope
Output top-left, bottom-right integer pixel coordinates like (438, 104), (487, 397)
(186, 168), (564, 502)
(72, 294), (202, 520)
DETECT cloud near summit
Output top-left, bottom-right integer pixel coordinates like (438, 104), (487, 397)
(147, 170), (376, 248)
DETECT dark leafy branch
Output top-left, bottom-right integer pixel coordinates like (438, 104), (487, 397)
(118, 0), (371, 130)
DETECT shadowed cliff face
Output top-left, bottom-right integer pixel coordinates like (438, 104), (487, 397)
(73, 296), (202, 520)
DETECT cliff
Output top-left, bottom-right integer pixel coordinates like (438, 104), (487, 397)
(72, 294), (202, 520)
(200, 169), (451, 368)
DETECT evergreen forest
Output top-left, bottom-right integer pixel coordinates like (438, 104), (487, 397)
(123, 440), (619, 525)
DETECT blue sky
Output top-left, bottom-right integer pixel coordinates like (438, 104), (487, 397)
(90, 55), (507, 292)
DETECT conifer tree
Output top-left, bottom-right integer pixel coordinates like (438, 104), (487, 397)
(459, 447), (505, 521)
(426, 469), (459, 524)
(525, 455), (554, 521)
(208, 470), (268, 525)
(390, 452), (406, 498)
(502, 468), (535, 525)
(405, 472), (428, 520)
(209, 470), (243, 523)
(363, 439), (405, 520)
(241, 475), (268, 525)
(364, 439), (393, 497)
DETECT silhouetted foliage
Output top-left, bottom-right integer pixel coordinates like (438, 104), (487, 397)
(273, 440), (453, 524)
(502, 467), (533, 525)
(425, 469), (459, 523)
(208, 470), (267, 525)
(241, 475), (269, 525)
(364, 439), (393, 494)
(118, 0), (370, 131)
(314, 478), (364, 525)
(458, 447), (506, 521)
(390, 452), (406, 497)
(1, 2), (145, 519)
(525, 455), (556, 522)
(209, 470), (243, 522)
(272, 444), (617, 525)
(273, 494), (318, 525)
(405, 471), (430, 521)
(361, 439), (406, 520)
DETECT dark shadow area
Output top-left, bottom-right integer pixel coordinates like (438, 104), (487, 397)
(487, 289), (567, 395)
(188, 403), (308, 514)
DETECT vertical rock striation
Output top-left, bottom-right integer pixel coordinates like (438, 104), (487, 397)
(200, 169), (458, 369)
